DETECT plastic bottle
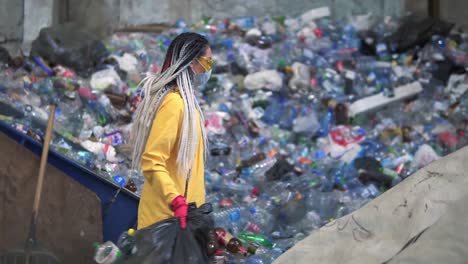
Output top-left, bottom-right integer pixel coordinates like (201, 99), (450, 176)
(102, 130), (125, 146)
(315, 191), (338, 220)
(74, 150), (95, 168)
(376, 42), (390, 61)
(353, 183), (381, 199)
(94, 241), (122, 264)
(245, 248), (283, 264)
(231, 126), (254, 162)
(117, 228), (136, 256)
(261, 99), (284, 125)
(246, 243), (267, 256)
(334, 103), (349, 125)
(276, 192), (307, 225)
(230, 16), (256, 30)
(215, 228), (248, 255)
(253, 194), (277, 212)
(212, 207), (247, 235)
(293, 111), (320, 135)
(207, 230), (221, 257)
(278, 106), (298, 130)
(211, 250), (226, 264)
(319, 107), (334, 137)
(222, 178), (254, 197)
(250, 156), (277, 183)
(244, 207), (274, 235)
(22, 104), (33, 128)
(208, 150), (236, 171)
(112, 175), (127, 187)
(298, 210), (322, 233)
(124, 179), (137, 192)
(240, 153), (266, 168)
(238, 232), (273, 248)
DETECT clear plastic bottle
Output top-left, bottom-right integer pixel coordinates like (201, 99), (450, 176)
(261, 99), (284, 125)
(314, 191), (341, 221)
(318, 108), (334, 137)
(222, 178), (254, 197)
(250, 156), (277, 183)
(298, 210), (322, 233)
(278, 105), (298, 130)
(117, 228), (136, 256)
(212, 206), (249, 235)
(276, 192), (307, 225)
(244, 207), (275, 235)
(293, 110), (320, 135)
(94, 241), (122, 264)
(245, 248), (283, 264)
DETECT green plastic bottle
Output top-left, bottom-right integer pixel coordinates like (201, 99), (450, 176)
(238, 232), (273, 248)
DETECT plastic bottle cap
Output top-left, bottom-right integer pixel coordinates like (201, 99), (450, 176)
(128, 228), (135, 236)
(268, 148), (278, 157)
(314, 150), (326, 160)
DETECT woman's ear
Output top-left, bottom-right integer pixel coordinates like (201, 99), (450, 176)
(190, 62), (201, 75)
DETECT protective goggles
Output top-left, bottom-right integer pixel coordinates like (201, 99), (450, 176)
(197, 56), (215, 72)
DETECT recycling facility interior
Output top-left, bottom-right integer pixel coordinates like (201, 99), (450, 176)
(0, 0), (467, 263)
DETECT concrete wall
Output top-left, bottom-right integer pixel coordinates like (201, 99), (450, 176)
(439, 0), (468, 30)
(2, 0), (468, 46)
(403, 0), (468, 30)
(0, 0), (403, 45)
(4, 0), (468, 49)
(122, 0), (402, 26)
(68, 0), (121, 37)
(23, 0), (55, 45)
(0, 0), (23, 43)
(404, 0), (428, 17)
(0, 0), (54, 55)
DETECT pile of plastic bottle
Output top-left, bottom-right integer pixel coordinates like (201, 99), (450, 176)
(1, 7), (467, 264)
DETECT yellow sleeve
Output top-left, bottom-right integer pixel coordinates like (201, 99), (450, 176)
(141, 93), (183, 206)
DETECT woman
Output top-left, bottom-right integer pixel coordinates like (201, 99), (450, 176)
(131, 32), (214, 229)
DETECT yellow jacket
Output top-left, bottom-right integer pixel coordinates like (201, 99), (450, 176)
(138, 90), (205, 229)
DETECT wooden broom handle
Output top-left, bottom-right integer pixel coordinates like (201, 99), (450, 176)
(31, 105), (56, 224)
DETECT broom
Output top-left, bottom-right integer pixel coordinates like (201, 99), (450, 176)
(0, 105), (61, 264)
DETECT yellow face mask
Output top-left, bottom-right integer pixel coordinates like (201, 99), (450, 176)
(196, 56), (215, 72)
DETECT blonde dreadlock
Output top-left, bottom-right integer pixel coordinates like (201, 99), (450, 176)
(131, 32), (208, 179)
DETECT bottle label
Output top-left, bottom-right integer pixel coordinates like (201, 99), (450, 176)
(105, 131), (125, 146)
(216, 229), (233, 246)
(246, 222), (261, 233)
(345, 70), (356, 80)
(94, 242), (122, 264)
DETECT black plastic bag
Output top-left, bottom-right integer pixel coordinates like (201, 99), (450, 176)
(122, 203), (213, 264)
(266, 159), (295, 181)
(386, 17), (454, 53)
(31, 24), (109, 76)
(0, 46), (11, 65)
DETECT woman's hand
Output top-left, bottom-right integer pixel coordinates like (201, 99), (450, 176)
(170, 195), (188, 229)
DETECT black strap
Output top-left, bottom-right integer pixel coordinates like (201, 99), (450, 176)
(184, 169), (191, 198)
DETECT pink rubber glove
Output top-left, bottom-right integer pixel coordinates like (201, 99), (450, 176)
(170, 195), (188, 229)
